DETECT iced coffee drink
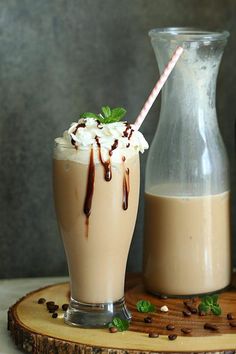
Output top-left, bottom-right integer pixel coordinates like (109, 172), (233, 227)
(53, 107), (148, 327)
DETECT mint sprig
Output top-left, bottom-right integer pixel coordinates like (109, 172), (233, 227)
(198, 294), (221, 316)
(80, 106), (126, 124)
(108, 317), (129, 331)
(136, 300), (156, 313)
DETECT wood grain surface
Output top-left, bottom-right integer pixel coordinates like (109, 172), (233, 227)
(8, 273), (236, 353)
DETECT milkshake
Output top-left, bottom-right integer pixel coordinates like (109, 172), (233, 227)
(144, 185), (231, 296)
(53, 107), (148, 326)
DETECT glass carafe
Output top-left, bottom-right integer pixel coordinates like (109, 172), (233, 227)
(143, 28), (231, 296)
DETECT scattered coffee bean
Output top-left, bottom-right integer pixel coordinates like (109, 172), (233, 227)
(227, 313), (234, 320)
(168, 334), (177, 341)
(148, 332), (159, 338)
(62, 304), (69, 311)
(52, 313), (58, 318)
(204, 323), (218, 331)
(166, 324), (175, 331)
(189, 306), (197, 314)
(109, 326), (118, 333)
(183, 309), (191, 317)
(144, 316), (153, 323)
(46, 301), (55, 307)
(48, 305), (59, 313)
(229, 321), (236, 327)
(198, 310), (206, 316)
(181, 328), (192, 334)
(37, 298), (46, 304)
(183, 301), (197, 314)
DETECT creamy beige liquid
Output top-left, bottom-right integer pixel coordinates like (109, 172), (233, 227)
(53, 153), (140, 303)
(144, 187), (231, 295)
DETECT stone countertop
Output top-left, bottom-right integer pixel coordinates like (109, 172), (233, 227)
(0, 277), (68, 354)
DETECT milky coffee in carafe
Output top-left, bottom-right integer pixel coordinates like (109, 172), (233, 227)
(144, 28), (231, 296)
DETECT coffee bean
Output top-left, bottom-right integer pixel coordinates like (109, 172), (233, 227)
(166, 324), (175, 330)
(37, 298), (46, 304)
(227, 313), (234, 320)
(198, 310), (206, 316)
(109, 327), (118, 333)
(148, 332), (159, 338)
(62, 304), (69, 311)
(46, 301), (55, 307)
(183, 301), (197, 314)
(144, 316), (153, 323)
(204, 323), (218, 331)
(48, 305), (59, 313)
(181, 327), (192, 334)
(229, 321), (236, 327)
(168, 334), (177, 341)
(52, 313), (58, 318)
(189, 306), (197, 314)
(183, 309), (191, 317)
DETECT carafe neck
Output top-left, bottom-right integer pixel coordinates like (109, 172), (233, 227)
(150, 29), (228, 126)
(145, 28), (230, 196)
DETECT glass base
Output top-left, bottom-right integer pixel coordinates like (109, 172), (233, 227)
(64, 297), (131, 328)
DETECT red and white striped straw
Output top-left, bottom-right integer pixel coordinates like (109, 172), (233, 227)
(134, 46), (183, 130)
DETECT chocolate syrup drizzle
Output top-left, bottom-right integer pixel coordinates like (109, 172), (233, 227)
(96, 120), (103, 129)
(95, 136), (112, 181)
(82, 124), (134, 236)
(122, 123), (134, 141)
(122, 167), (130, 210)
(71, 123), (86, 148)
(83, 147), (95, 235)
(109, 139), (119, 156)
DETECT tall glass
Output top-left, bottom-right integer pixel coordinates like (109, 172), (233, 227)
(144, 28), (231, 296)
(53, 143), (140, 327)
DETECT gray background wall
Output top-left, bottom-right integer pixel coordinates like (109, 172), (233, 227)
(0, 0), (235, 278)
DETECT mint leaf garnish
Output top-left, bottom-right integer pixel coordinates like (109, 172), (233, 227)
(211, 294), (219, 305)
(136, 300), (156, 313)
(101, 106), (111, 118)
(211, 304), (222, 316)
(80, 112), (100, 120)
(198, 294), (221, 316)
(80, 106), (127, 124)
(110, 107), (126, 121)
(198, 302), (210, 313)
(108, 317), (129, 331)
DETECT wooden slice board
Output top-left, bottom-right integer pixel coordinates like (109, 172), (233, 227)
(8, 274), (236, 353)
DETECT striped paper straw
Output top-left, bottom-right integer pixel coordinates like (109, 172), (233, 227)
(134, 46), (183, 130)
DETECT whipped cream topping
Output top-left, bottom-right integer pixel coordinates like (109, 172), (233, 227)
(54, 118), (148, 163)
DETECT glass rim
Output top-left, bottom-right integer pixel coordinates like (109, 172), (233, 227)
(149, 27), (230, 42)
